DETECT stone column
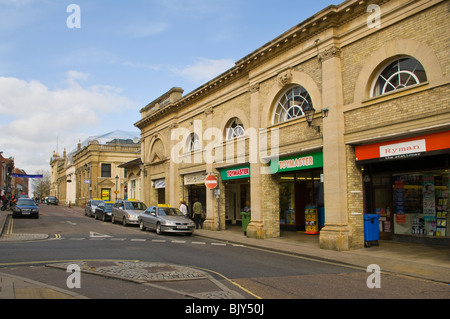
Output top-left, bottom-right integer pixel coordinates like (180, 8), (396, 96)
(246, 82), (272, 239)
(203, 108), (225, 230)
(169, 123), (180, 207)
(319, 46), (351, 251)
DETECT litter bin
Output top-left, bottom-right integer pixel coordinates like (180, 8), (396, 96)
(240, 211), (251, 235)
(364, 214), (380, 248)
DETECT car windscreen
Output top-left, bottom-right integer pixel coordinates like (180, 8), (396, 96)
(17, 199), (36, 206)
(92, 200), (103, 206)
(124, 202), (147, 210)
(104, 203), (113, 209)
(158, 207), (183, 216)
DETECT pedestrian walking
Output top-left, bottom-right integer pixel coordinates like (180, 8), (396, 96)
(193, 198), (203, 229)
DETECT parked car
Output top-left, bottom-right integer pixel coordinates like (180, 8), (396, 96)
(47, 196), (59, 205)
(85, 199), (104, 217)
(111, 199), (147, 226)
(12, 198), (39, 219)
(94, 201), (114, 221)
(138, 205), (195, 235)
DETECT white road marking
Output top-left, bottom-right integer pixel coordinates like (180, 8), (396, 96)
(90, 231), (112, 238)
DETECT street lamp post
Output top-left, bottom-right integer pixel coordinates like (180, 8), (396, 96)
(115, 175), (119, 200)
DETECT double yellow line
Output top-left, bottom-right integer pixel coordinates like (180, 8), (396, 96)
(5, 215), (13, 235)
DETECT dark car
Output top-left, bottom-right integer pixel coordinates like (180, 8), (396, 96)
(47, 196), (58, 205)
(12, 198), (39, 218)
(94, 201), (114, 221)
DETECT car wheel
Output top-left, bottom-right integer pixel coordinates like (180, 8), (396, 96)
(102, 214), (107, 222)
(139, 221), (146, 231)
(111, 215), (115, 224)
(156, 223), (162, 235)
(94, 213), (98, 220)
(123, 217), (127, 226)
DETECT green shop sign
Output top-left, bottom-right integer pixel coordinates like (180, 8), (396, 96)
(220, 165), (250, 181)
(270, 152), (323, 174)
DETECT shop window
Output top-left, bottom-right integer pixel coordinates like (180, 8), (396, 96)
(186, 133), (201, 152)
(272, 85), (313, 125)
(393, 171), (448, 237)
(371, 57), (427, 97)
(226, 118), (245, 140)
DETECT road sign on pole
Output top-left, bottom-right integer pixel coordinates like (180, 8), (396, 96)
(204, 174), (218, 189)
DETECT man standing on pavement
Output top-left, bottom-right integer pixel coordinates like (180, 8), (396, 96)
(193, 198), (203, 229)
(179, 200), (188, 217)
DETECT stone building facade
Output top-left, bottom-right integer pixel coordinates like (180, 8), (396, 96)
(135, 0), (449, 251)
(50, 131), (141, 206)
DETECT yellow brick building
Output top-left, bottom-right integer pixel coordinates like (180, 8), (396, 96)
(135, 0), (449, 250)
(50, 131), (141, 207)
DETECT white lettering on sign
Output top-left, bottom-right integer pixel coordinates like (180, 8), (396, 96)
(227, 168), (249, 178)
(379, 139), (426, 158)
(279, 156), (313, 170)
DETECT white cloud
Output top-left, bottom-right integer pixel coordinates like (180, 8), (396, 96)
(174, 57), (235, 84)
(0, 72), (134, 174)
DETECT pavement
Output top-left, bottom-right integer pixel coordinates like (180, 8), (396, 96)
(0, 208), (449, 299)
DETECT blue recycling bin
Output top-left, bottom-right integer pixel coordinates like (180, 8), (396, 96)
(364, 214), (380, 248)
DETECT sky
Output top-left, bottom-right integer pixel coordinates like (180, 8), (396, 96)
(0, 0), (337, 176)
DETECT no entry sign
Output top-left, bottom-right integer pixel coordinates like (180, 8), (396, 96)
(204, 174), (218, 189)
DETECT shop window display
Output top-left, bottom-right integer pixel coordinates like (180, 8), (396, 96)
(279, 180), (295, 225)
(393, 171), (448, 237)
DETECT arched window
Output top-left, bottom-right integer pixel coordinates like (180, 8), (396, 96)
(371, 57), (427, 97)
(273, 85), (313, 124)
(186, 133), (201, 152)
(226, 118), (245, 140)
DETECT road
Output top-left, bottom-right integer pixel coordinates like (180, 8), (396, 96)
(1, 204), (448, 304)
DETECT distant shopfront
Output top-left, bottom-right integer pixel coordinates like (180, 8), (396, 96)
(220, 165), (250, 225)
(356, 131), (450, 243)
(271, 152), (324, 231)
(183, 172), (207, 216)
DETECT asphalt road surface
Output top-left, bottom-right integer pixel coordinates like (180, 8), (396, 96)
(1, 204), (448, 305)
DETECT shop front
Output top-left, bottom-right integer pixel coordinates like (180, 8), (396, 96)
(183, 173), (207, 216)
(356, 131), (450, 243)
(270, 152), (324, 232)
(220, 165), (251, 225)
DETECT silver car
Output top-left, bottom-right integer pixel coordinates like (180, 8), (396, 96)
(85, 199), (104, 217)
(111, 200), (147, 226)
(139, 205), (195, 235)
